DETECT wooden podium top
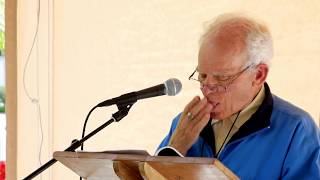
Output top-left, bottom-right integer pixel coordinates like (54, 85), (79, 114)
(53, 151), (239, 180)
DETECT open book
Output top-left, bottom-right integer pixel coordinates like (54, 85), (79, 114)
(54, 150), (239, 180)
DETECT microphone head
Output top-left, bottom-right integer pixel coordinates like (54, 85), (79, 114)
(164, 78), (182, 96)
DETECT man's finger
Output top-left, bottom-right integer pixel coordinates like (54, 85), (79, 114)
(184, 96), (201, 113)
(188, 98), (208, 119)
(193, 113), (211, 134)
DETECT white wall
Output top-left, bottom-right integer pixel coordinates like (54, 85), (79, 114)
(17, 0), (53, 179)
(15, 0), (320, 179)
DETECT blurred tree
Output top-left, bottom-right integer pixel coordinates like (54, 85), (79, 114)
(0, 0), (4, 56)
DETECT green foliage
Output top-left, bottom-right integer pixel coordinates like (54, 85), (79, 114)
(0, 29), (4, 55)
(0, 0), (4, 55)
(0, 86), (4, 113)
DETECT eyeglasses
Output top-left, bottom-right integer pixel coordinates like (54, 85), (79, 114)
(188, 64), (253, 93)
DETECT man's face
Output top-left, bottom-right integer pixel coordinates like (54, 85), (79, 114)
(198, 36), (257, 120)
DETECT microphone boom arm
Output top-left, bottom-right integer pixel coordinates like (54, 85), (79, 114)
(23, 78), (181, 179)
(23, 101), (135, 180)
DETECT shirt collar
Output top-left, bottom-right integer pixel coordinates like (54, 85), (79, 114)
(233, 85), (265, 129)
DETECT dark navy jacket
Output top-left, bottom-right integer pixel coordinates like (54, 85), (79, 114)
(157, 84), (320, 179)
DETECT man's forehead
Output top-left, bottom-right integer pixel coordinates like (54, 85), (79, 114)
(200, 35), (246, 57)
(198, 47), (247, 73)
(197, 60), (239, 74)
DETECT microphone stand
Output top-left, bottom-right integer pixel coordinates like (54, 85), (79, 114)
(23, 102), (135, 180)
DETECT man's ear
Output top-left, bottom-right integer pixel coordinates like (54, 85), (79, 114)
(252, 63), (269, 87)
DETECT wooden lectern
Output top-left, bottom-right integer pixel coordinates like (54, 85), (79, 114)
(53, 151), (239, 180)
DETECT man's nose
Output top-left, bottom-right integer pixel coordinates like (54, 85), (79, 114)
(201, 84), (213, 96)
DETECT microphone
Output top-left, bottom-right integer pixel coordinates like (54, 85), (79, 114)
(97, 78), (182, 107)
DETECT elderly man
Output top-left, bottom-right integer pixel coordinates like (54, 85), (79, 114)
(157, 14), (320, 179)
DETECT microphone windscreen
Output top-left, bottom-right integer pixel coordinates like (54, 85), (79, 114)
(164, 78), (182, 96)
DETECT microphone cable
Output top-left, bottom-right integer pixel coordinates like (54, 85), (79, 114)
(80, 105), (99, 151)
(78, 105), (99, 180)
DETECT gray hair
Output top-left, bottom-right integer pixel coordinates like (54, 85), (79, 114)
(199, 13), (274, 67)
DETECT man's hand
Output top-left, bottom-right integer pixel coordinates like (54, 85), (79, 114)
(168, 96), (212, 156)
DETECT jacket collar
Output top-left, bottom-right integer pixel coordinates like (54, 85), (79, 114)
(199, 83), (273, 155)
